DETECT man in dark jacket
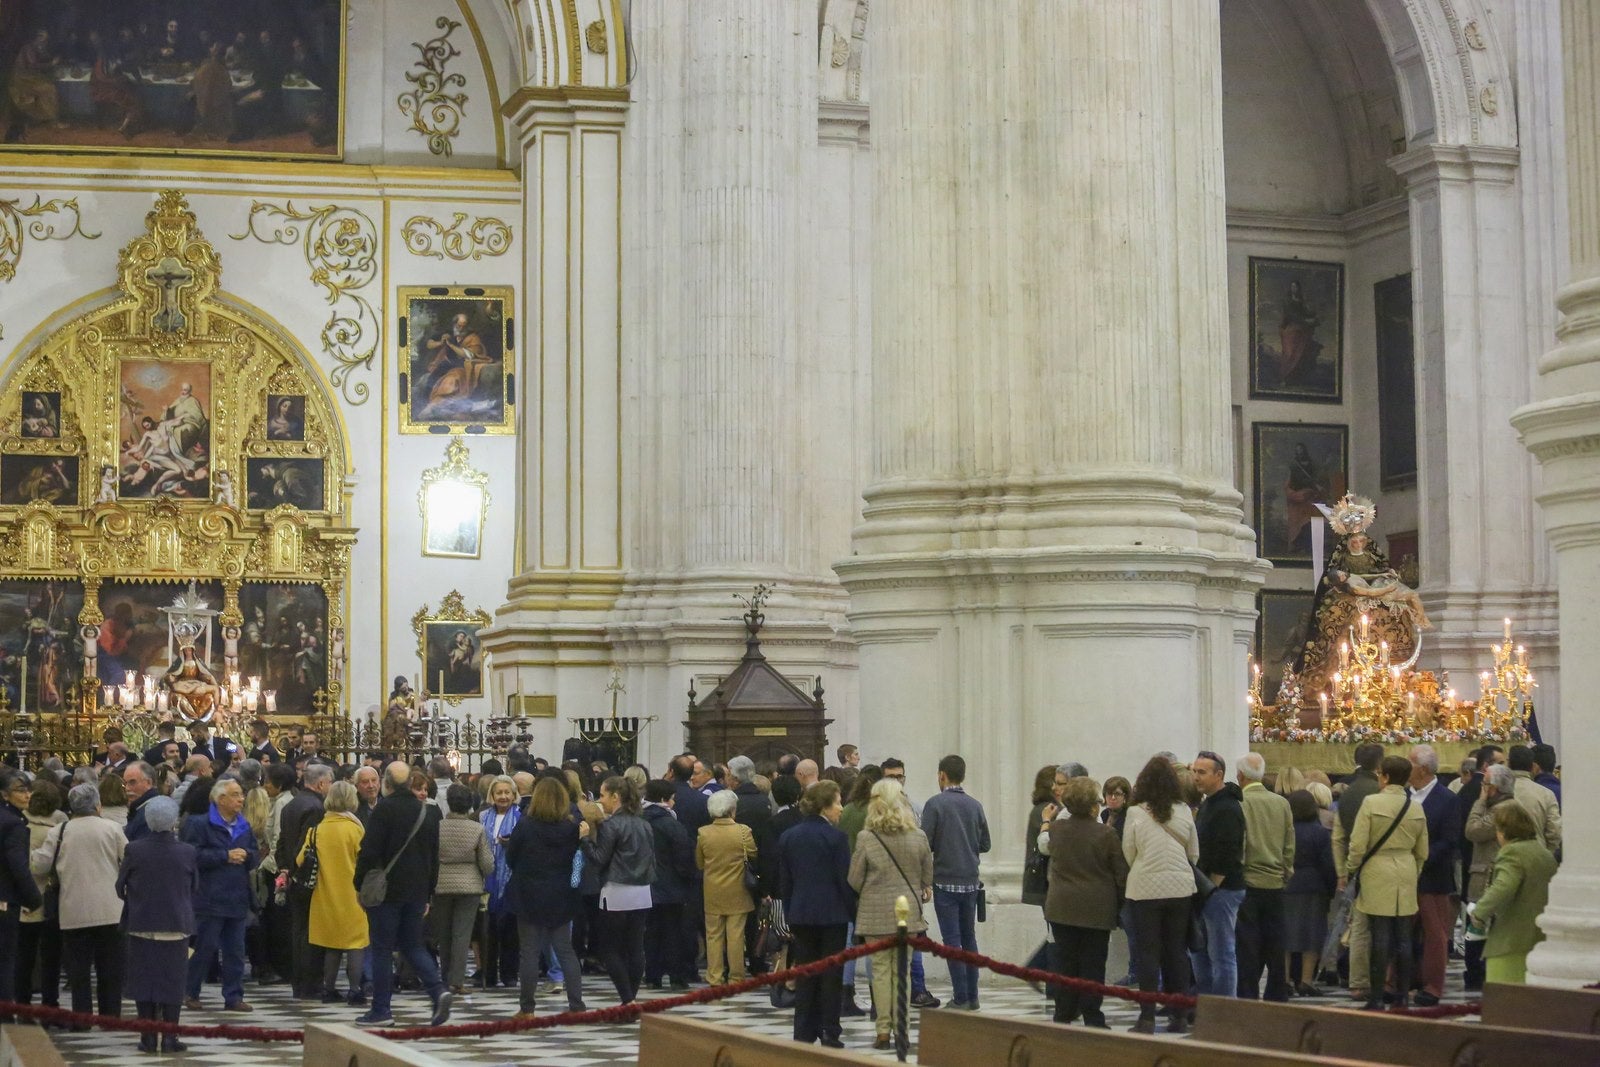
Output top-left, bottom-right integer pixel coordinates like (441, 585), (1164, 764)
(0, 769), (43, 1014)
(123, 761), (158, 842)
(180, 779), (259, 1012)
(353, 762), (450, 1028)
(641, 780), (695, 990)
(278, 762), (333, 998)
(668, 754), (710, 982)
(1408, 745), (1458, 1006)
(246, 719), (281, 765)
(141, 720), (188, 767)
(1190, 751), (1245, 997)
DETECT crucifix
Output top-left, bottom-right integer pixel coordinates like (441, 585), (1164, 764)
(605, 666), (626, 720)
(147, 256), (194, 333)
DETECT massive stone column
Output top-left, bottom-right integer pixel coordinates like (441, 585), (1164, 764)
(837, 1), (1267, 962)
(1512, 0), (1600, 987)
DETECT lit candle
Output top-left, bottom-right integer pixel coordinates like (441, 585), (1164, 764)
(1319, 692), (1329, 716)
(156, 692), (168, 714)
(1517, 646), (1527, 666)
(1340, 642), (1350, 666)
(265, 691), (277, 713)
(229, 672), (241, 691)
(125, 670), (135, 688)
(1361, 614), (1370, 639)
(1480, 670), (1490, 698)
(249, 676), (261, 692)
(101, 685), (114, 708)
(1504, 617), (1513, 642)
(1391, 666), (1401, 683)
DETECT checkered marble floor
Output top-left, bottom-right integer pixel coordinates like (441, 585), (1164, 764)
(43, 962), (1478, 1066)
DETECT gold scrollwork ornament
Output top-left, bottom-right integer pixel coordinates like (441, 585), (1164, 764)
(401, 213), (512, 261)
(0, 195), (99, 283)
(398, 17), (468, 158)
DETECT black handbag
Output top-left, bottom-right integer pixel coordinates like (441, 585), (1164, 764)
(41, 821), (66, 922)
(290, 825), (320, 892)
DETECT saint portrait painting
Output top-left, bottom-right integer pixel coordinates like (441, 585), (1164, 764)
(117, 359), (211, 499)
(0, 454), (78, 506)
(0, 579), (84, 713)
(400, 287), (514, 433)
(265, 394), (306, 441)
(423, 623), (483, 698)
(1248, 257), (1344, 403)
(20, 392), (60, 438)
(1252, 422), (1348, 567)
(1256, 590), (1315, 703)
(238, 583), (326, 713)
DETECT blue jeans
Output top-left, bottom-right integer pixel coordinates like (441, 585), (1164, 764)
(932, 888), (980, 1005)
(1189, 887), (1244, 997)
(187, 914), (247, 1005)
(368, 901), (443, 1017)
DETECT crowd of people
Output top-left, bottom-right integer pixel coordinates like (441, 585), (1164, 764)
(0, 730), (1565, 1052)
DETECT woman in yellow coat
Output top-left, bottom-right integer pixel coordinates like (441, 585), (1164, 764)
(695, 789), (757, 984)
(1344, 755), (1428, 1010)
(297, 780), (370, 1004)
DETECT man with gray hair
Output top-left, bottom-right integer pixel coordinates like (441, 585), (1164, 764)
(278, 762), (334, 998)
(1407, 744), (1457, 1005)
(1058, 762), (1088, 780)
(1235, 753), (1293, 1001)
(32, 781), (127, 1018)
(123, 761), (158, 842)
(1450, 757), (1476, 793)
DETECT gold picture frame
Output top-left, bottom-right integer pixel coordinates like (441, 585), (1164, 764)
(397, 285), (516, 435)
(418, 437), (490, 559)
(413, 590), (491, 706)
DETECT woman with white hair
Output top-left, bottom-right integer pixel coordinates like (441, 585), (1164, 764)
(31, 781), (127, 1018)
(476, 774), (522, 988)
(180, 778), (259, 1012)
(847, 779), (932, 1050)
(695, 787), (758, 985)
(118, 796), (197, 1053)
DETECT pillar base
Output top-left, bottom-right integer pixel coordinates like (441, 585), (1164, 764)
(1527, 871), (1600, 987)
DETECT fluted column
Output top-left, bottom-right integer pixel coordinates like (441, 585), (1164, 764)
(1513, 0), (1600, 987)
(838, 0), (1266, 966)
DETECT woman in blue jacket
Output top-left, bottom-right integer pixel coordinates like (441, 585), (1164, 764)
(180, 779), (259, 1012)
(117, 796), (197, 1053)
(778, 780), (855, 1049)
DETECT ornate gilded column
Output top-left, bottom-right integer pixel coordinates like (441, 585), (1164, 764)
(1512, 0), (1600, 987)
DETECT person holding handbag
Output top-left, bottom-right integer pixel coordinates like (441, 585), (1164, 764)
(1038, 776), (1127, 1028)
(298, 781), (368, 1004)
(696, 789), (758, 986)
(1344, 755), (1427, 1011)
(1120, 756), (1198, 1035)
(847, 778), (932, 1050)
(505, 777), (591, 1018)
(33, 782), (127, 1020)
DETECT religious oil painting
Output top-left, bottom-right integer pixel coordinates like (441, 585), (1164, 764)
(118, 359), (211, 499)
(0, 454), (78, 506)
(265, 394), (306, 441)
(95, 580), (224, 685)
(399, 286), (515, 434)
(422, 621), (484, 699)
(1257, 590), (1315, 704)
(1248, 256), (1344, 403)
(238, 582), (327, 714)
(1375, 273), (1418, 489)
(245, 457), (325, 511)
(0, 579), (84, 713)
(20, 391), (61, 438)
(1252, 422), (1348, 567)
(0, 0), (345, 160)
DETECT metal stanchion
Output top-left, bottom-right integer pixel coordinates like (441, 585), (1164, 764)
(894, 895), (910, 1062)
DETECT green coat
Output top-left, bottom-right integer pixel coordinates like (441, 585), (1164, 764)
(1346, 784), (1428, 917)
(1474, 838), (1558, 960)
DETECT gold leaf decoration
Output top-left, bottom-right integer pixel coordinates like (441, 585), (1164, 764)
(230, 201), (379, 406)
(398, 17), (468, 158)
(585, 20), (609, 55)
(400, 213), (512, 261)
(0, 196), (100, 283)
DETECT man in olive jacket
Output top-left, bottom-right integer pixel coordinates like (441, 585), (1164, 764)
(1235, 753), (1294, 1001)
(1332, 742), (1385, 997)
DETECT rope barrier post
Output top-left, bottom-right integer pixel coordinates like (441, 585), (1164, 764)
(894, 895), (910, 1063)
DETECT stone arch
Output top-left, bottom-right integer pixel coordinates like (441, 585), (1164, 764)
(819, 0), (868, 101)
(480, 0), (631, 91)
(1362, 0), (1517, 147)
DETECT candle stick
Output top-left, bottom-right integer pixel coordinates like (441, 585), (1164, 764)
(1504, 617), (1513, 642)
(18, 655), (25, 714)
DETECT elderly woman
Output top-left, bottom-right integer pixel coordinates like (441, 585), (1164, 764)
(434, 782), (493, 995)
(1038, 776), (1127, 1028)
(181, 778), (260, 1012)
(98, 773), (129, 828)
(848, 779), (932, 1050)
(477, 774), (522, 988)
(1470, 800), (1558, 985)
(1284, 789), (1336, 996)
(16, 778), (64, 1008)
(299, 780), (368, 1004)
(0, 770), (41, 1014)
(584, 776), (656, 1004)
(506, 777), (591, 1018)
(780, 781), (854, 1048)
(1347, 755), (1428, 1011)
(696, 788), (758, 985)
(1122, 756), (1198, 1034)
(117, 796), (196, 1053)
(1463, 762), (1515, 988)
(31, 781), (127, 1018)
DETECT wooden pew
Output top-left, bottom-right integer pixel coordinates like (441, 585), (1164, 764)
(639, 1015), (884, 1066)
(916, 1008), (1375, 1066)
(1192, 996), (1600, 1065)
(301, 1023), (457, 1067)
(1481, 982), (1600, 1035)
(0, 1026), (68, 1067)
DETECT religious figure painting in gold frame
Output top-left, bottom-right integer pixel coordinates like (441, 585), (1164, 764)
(0, 454), (78, 506)
(245, 457), (325, 511)
(418, 438), (490, 559)
(1256, 589), (1315, 704)
(1252, 422), (1348, 567)
(1248, 256), (1344, 403)
(265, 394), (306, 441)
(413, 591), (491, 705)
(0, 579), (85, 713)
(398, 286), (515, 435)
(20, 392), (61, 439)
(0, 0), (346, 160)
(117, 358), (211, 500)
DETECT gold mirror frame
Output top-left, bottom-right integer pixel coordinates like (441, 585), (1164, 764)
(412, 590), (490, 706)
(418, 436), (490, 559)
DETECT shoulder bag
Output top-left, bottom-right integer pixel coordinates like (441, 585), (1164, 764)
(1318, 794), (1412, 972)
(291, 824), (320, 892)
(1157, 816), (1214, 952)
(868, 830), (926, 923)
(358, 805), (428, 908)
(41, 821), (67, 922)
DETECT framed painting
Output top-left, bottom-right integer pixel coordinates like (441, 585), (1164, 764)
(1256, 590), (1316, 703)
(20, 391), (61, 438)
(419, 438), (490, 559)
(1248, 256), (1344, 403)
(238, 582), (327, 714)
(1374, 273), (1418, 489)
(0, 454), (77, 506)
(398, 286), (515, 435)
(265, 394), (306, 441)
(0, 1), (345, 160)
(118, 359), (211, 500)
(413, 590), (491, 705)
(245, 457), (325, 511)
(96, 580), (224, 683)
(1252, 422), (1348, 566)
(1388, 528), (1420, 585)
(0, 579), (84, 713)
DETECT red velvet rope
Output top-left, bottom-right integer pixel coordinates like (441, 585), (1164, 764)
(907, 935), (1197, 1009)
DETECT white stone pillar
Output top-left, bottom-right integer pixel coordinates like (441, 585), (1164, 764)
(1512, 0), (1600, 987)
(610, 0), (856, 770)
(837, 0), (1266, 965)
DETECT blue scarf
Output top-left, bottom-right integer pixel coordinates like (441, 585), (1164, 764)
(480, 804), (521, 907)
(209, 802), (250, 844)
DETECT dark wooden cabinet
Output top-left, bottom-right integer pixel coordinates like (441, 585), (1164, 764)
(684, 618), (830, 768)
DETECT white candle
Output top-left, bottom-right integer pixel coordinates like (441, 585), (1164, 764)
(265, 691), (277, 713)
(1504, 617), (1513, 642)
(101, 685), (114, 708)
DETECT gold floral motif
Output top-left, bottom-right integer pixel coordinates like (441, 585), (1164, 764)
(413, 590), (491, 706)
(0, 195), (99, 283)
(585, 20), (608, 55)
(230, 201), (379, 406)
(400, 213), (512, 261)
(398, 17), (468, 158)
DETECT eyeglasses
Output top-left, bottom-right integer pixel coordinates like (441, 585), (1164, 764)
(1053, 779), (1070, 787)
(883, 772), (905, 781)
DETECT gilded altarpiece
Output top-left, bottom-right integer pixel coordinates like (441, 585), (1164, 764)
(0, 191), (355, 759)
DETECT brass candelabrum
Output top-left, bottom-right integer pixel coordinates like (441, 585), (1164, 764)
(1476, 617), (1535, 739)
